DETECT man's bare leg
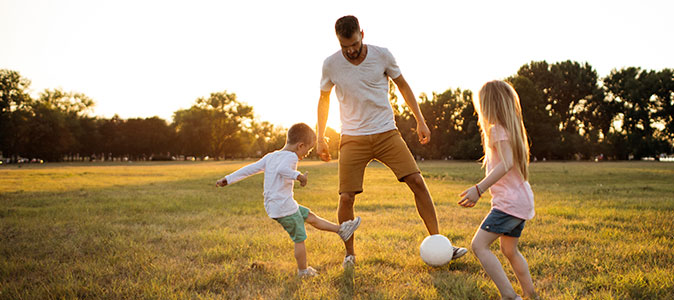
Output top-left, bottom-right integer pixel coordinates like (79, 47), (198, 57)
(338, 192), (357, 255)
(403, 173), (439, 235)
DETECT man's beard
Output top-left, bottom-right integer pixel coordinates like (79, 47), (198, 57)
(346, 42), (363, 60)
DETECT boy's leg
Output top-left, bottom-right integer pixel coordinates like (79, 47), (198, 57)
(305, 212), (340, 232)
(471, 229), (518, 299)
(294, 241), (307, 271)
(500, 236), (536, 299)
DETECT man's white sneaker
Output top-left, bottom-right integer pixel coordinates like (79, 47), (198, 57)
(338, 217), (361, 241)
(298, 266), (317, 277)
(342, 254), (356, 268)
(452, 246), (468, 260)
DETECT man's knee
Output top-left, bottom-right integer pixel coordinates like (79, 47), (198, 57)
(339, 192), (356, 207)
(404, 173), (427, 190)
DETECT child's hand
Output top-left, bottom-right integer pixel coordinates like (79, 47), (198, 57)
(215, 178), (228, 187)
(458, 186), (480, 207)
(297, 172), (308, 187)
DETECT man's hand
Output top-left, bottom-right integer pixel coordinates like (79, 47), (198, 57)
(215, 178), (228, 187)
(316, 138), (331, 162)
(297, 172), (308, 187)
(417, 121), (431, 145)
(458, 186), (479, 207)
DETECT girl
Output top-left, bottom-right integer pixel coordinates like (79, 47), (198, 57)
(458, 80), (537, 300)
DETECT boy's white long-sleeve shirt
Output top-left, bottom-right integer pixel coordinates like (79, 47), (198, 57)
(224, 150), (302, 219)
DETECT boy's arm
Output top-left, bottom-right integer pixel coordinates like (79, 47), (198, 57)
(296, 172), (308, 187)
(392, 74), (431, 145)
(277, 156), (302, 181)
(215, 177), (228, 187)
(216, 156), (267, 187)
(458, 140), (514, 207)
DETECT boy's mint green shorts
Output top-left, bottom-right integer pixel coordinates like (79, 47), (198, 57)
(274, 206), (310, 243)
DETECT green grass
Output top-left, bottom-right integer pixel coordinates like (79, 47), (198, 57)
(1, 160), (673, 299)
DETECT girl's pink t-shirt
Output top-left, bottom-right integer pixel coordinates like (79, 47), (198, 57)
(485, 125), (535, 220)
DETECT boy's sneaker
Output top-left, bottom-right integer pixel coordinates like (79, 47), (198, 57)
(342, 254), (356, 268)
(452, 246), (468, 260)
(337, 217), (361, 242)
(298, 266), (317, 277)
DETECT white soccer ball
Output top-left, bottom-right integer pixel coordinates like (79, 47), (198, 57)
(419, 234), (453, 267)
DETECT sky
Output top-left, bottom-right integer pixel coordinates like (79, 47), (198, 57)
(1, 0), (672, 130)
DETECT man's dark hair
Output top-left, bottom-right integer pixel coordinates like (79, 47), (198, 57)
(287, 123), (316, 145)
(335, 15), (360, 38)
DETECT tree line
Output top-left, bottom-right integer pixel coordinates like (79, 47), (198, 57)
(1, 60), (672, 163)
(394, 61), (673, 161)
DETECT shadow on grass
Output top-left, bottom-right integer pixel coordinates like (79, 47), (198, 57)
(418, 258), (490, 299)
(281, 278), (300, 299)
(335, 266), (355, 300)
(430, 269), (490, 300)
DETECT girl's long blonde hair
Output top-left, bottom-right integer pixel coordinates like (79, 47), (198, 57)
(475, 80), (530, 180)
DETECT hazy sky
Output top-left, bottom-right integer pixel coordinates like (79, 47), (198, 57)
(2, 0), (672, 130)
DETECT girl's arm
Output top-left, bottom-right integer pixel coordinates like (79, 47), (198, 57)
(458, 140), (514, 207)
(216, 156), (267, 187)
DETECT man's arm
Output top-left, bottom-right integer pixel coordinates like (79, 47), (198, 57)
(392, 75), (431, 144)
(317, 89), (332, 161)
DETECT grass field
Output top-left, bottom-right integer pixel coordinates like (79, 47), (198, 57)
(1, 160), (673, 299)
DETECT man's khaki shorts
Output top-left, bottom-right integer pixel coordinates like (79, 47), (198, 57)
(338, 129), (420, 194)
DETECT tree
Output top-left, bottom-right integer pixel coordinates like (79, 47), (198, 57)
(448, 89), (481, 160)
(119, 117), (174, 160)
(173, 108), (212, 158)
(603, 67), (672, 159)
(652, 69), (674, 144)
(509, 75), (559, 160)
(97, 115), (125, 160)
(0, 69), (32, 159)
(36, 88), (96, 160)
(517, 61), (607, 159)
(393, 86), (479, 160)
(0, 69), (31, 114)
(173, 91), (254, 158)
(249, 121), (286, 157)
(23, 102), (73, 161)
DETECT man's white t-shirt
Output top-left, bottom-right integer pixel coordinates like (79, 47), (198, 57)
(224, 150), (302, 219)
(320, 44), (402, 136)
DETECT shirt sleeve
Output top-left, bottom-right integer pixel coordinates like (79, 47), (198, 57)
(225, 155), (267, 185)
(383, 47), (402, 79)
(277, 153), (302, 180)
(320, 58), (334, 92)
(489, 124), (509, 147)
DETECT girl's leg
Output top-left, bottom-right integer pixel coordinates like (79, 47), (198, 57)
(471, 229), (518, 299)
(294, 241), (307, 270)
(305, 212), (340, 232)
(500, 236), (536, 299)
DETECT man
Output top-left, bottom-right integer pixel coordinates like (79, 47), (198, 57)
(317, 15), (467, 267)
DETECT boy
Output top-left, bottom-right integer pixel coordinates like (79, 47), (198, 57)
(216, 123), (361, 277)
